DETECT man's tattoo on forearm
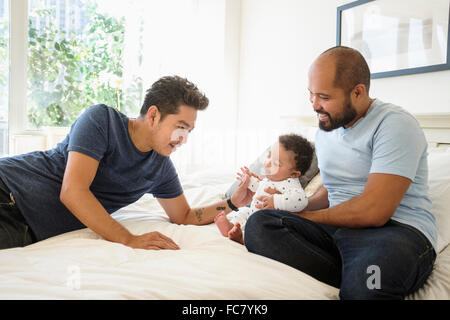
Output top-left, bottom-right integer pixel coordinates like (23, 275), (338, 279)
(216, 206), (226, 211)
(195, 208), (204, 222)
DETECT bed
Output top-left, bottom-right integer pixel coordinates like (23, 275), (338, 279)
(0, 114), (449, 300)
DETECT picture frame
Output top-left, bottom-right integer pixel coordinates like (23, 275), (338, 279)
(337, 0), (450, 78)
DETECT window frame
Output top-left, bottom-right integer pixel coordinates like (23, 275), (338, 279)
(10, 0), (39, 140)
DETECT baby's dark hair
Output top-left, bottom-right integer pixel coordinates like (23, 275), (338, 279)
(279, 134), (313, 175)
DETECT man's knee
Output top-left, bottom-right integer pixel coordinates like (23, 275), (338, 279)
(339, 260), (406, 300)
(244, 210), (281, 252)
(335, 224), (436, 300)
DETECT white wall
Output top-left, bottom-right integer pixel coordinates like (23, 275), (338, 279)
(238, 0), (450, 128)
(10, 0), (450, 172)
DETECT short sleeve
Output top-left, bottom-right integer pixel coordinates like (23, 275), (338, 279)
(370, 113), (426, 180)
(67, 105), (109, 161)
(152, 159), (183, 199)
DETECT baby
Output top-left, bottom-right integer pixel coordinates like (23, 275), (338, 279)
(215, 133), (314, 244)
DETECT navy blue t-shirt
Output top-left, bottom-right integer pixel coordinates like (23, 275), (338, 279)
(0, 105), (183, 241)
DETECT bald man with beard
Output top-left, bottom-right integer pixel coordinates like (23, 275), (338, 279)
(244, 46), (437, 300)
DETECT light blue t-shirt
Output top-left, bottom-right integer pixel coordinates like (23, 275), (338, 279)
(315, 98), (436, 250)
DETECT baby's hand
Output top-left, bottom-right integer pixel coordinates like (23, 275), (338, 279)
(255, 195), (275, 210)
(236, 166), (263, 182)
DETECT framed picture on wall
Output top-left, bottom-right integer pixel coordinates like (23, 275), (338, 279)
(337, 0), (450, 78)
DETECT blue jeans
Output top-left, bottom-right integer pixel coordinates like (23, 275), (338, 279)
(244, 210), (436, 300)
(0, 178), (36, 250)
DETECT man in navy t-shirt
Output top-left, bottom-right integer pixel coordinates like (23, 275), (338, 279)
(0, 75), (254, 250)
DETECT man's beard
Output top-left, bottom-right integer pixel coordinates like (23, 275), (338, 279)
(318, 99), (357, 132)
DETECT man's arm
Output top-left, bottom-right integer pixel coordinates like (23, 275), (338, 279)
(157, 195), (232, 225)
(303, 184), (329, 211)
(158, 171), (255, 225)
(296, 173), (411, 228)
(255, 184), (329, 211)
(60, 151), (179, 250)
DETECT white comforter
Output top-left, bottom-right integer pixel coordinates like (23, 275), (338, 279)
(0, 169), (449, 299)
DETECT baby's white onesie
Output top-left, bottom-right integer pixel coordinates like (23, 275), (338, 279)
(227, 177), (308, 228)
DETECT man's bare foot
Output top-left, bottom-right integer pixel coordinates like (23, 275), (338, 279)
(228, 222), (244, 244)
(214, 211), (234, 237)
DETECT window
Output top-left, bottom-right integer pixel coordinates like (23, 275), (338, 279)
(7, 0), (240, 173)
(0, 0), (9, 156)
(27, 0), (143, 128)
(24, 0), (231, 133)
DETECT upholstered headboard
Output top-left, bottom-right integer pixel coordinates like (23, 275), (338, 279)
(414, 114), (450, 147)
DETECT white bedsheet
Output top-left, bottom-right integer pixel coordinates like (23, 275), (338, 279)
(0, 168), (449, 300)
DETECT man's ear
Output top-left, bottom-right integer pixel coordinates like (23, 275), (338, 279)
(353, 84), (366, 100)
(146, 105), (160, 126)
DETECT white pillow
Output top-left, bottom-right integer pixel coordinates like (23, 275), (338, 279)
(427, 148), (450, 253)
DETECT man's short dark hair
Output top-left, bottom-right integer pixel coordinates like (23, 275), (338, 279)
(140, 75), (209, 119)
(279, 134), (313, 175)
(321, 46), (371, 94)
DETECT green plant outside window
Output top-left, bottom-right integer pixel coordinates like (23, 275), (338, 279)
(27, 1), (143, 128)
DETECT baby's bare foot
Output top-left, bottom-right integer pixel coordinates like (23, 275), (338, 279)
(214, 211), (233, 237)
(228, 222), (244, 244)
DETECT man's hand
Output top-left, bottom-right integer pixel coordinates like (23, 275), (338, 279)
(231, 166), (262, 207)
(255, 187), (281, 210)
(124, 231), (180, 250)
